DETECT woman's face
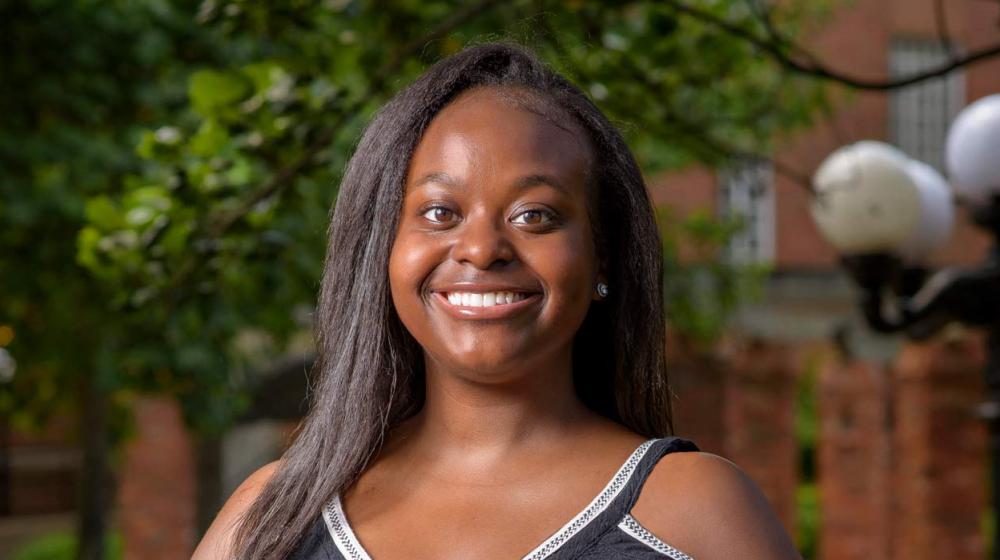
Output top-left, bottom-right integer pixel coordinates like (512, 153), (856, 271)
(388, 87), (604, 381)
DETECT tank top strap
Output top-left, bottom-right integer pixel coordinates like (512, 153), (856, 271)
(605, 436), (700, 520)
(543, 436), (701, 559)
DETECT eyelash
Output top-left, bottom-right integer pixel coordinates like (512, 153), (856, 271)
(419, 206), (557, 227)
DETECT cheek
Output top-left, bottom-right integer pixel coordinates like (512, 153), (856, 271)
(532, 227), (597, 309)
(388, 234), (437, 314)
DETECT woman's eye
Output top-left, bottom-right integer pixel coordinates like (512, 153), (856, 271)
(511, 208), (555, 226)
(420, 206), (458, 224)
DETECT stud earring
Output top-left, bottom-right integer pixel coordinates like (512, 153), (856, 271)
(596, 282), (609, 298)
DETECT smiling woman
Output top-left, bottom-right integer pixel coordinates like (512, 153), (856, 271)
(191, 42), (801, 560)
(389, 86), (600, 383)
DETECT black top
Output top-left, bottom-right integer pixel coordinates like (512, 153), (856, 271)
(288, 436), (700, 559)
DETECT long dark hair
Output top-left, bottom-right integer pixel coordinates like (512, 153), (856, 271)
(232, 41), (673, 560)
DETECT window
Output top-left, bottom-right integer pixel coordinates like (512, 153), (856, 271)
(888, 38), (965, 170)
(717, 159), (775, 265)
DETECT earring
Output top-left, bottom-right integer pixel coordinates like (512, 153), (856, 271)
(596, 282), (609, 298)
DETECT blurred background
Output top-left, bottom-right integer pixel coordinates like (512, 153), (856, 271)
(3, 0), (1000, 559)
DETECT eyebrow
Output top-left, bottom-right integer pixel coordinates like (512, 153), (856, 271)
(410, 171), (570, 195)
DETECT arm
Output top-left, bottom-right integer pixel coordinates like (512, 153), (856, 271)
(630, 451), (802, 559)
(191, 461), (280, 560)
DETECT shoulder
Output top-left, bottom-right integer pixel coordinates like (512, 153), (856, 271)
(630, 449), (802, 559)
(191, 460), (282, 560)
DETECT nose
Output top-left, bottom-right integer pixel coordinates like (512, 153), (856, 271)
(451, 209), (515, 269)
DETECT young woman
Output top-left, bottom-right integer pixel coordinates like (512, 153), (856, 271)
(193, 42), (800, 560)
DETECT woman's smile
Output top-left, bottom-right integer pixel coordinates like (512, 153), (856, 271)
(431, 288), (543, 320)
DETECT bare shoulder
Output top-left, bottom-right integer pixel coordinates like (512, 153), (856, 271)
(630, 450), (802, 560)
(191, 460), (282, 560)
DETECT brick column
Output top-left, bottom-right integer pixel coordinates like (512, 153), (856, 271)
(891, 330), (986, 560)
(667, 331), (726, 455)
(720, 336), (799, 536)
(118, 396), (197, 560)
(817, 355), (892, 560)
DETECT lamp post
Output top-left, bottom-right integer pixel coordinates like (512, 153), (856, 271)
(810, 94), (1000, 557)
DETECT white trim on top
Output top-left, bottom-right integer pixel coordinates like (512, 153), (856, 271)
(520, 438), (657, 559)
(322, 494), (373, 560)
(618, 513), (695, 560)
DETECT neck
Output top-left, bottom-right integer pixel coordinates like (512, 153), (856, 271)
(394, 348), (598, 463)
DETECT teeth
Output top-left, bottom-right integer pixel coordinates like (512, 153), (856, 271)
(445, 291), (529, 307)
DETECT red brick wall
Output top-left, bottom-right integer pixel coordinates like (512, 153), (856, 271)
(669, 334), (799, 538)
(817, 329), (988, 560)
(720, 336), (799, 534)
(5, 414), (79, 515)
(674, 329), (990, 559)
(118, 396), (196, 560)
(818, 357), (892, 559)
(667, 332), (726, 455)
(891, 331), (986, 560)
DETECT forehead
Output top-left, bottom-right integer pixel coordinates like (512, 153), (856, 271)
(405, 87), (592, 191)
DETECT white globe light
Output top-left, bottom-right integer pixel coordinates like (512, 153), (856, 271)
(810, 141), (922, 255)
(945, 94), (1000, 207)
(897, 159), (955, 264)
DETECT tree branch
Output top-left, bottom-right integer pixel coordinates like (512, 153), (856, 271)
(743, 0), (828, 69)
(934, 0), (958, 59)
(665, 0), (1000, 90)
(536, 9), (814, 194)
(621, 57), (814, 191)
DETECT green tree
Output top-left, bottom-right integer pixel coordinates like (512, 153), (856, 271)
(1, 1), (226, 557)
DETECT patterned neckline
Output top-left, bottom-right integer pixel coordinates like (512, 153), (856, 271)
(322, 438), (659, 560)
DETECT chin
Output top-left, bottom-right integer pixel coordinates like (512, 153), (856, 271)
(448, 353), (523, 375)
(428, 348), (539, 381)
(451, 365), (535, 385)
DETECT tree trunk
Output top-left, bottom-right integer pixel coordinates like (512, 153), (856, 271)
(77, 374), (110, 560)
(0, 414), (10, 516)
(195, 434), (222, 538)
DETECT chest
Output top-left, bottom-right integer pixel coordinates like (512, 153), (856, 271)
(339, 477), (608, 560)
(314, 436), (670, 560)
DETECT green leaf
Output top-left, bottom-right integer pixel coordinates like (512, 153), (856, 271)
(189, 69), (250, 116)
(76, 226), (103, 271)
(242, 60), (286, 93)
(136, 130), (157, 159)
(125, 186), (172, 213)
(160, 220), (193, 257)
(190, 119), (230, 157)
(225, 157), (254, 186)
(84, 196), (121, 229)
